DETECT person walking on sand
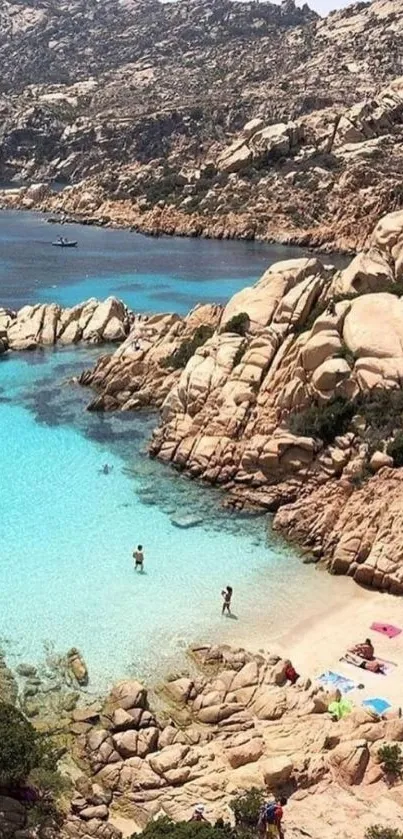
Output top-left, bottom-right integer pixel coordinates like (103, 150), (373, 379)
(133, 545), (144, 572)
(221, 586), (233, 616)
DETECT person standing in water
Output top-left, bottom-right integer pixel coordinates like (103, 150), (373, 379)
(133, 545), (144, 572)
(221, 586), (233, 615)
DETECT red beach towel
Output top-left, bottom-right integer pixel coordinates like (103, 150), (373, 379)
(371, 622), (402, 639)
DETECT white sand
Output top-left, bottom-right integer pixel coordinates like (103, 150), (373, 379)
(235, 575), (403, 711)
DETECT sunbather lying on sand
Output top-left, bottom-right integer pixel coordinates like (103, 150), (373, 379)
(346, 638), (385, 673)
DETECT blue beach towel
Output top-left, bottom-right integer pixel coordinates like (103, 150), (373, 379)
(362, 697), (391, 715)
(317, 670), (356, 694)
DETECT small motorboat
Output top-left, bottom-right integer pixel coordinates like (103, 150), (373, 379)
(52, 237), (77, 248)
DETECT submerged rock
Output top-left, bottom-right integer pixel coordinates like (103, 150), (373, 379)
(67, 647), (89, 686)
(171, 514), (204, 529)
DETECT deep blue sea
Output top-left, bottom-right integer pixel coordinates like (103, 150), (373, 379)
(0, 211), (339, 690)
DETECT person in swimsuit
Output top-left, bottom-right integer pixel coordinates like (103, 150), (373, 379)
(221, 586), (233, 615)
(133, 545), (144, 572)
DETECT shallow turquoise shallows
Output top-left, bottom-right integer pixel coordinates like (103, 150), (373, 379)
(0, 212), (338, 691)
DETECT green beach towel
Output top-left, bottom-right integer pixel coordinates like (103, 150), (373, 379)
(328, 697), (353, 720)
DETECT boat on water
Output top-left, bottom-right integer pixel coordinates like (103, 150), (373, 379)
(52, 236), (77, 248)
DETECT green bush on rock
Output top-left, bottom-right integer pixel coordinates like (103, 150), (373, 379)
(387, 433), (403, 467)
(137, 817), (231, 839)
(289, 396), (355, 445)
(229, 787), (266, 830)
(0, 702), (42, 786)
(222, 312), (250, 337)
(163, 325), (214, 370)
(378, 744), (403, 780)
(366, 827), (403, 839)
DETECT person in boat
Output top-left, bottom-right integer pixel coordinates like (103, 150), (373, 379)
(221, 585), (233, 616)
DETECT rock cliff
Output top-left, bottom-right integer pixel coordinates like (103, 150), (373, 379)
(79, 209), (403, 593)
(1, 0), (403, 250)
(3, 643), (403, 839)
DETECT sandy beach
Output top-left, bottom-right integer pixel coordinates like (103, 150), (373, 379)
(198, 563), (402, 711)
(259, 579), (403, 711)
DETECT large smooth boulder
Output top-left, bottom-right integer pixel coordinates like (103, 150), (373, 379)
(328, 739), (369, 785)
(225, 732), (264, 768)
(82, 298), (126, 341)
(222, 258), (323, 333)
(312, 357), (351, 391)
(262, 756), (294, 787)
(343, 294), (403, 359)
(336, 249), (394, 295)
(371, 209), (403, 280)
(107, 680), (147, 712)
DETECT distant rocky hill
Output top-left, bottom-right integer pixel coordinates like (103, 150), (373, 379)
(1, 0), (403, 249)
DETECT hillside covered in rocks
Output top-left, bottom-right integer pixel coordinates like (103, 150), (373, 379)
(76, 208), (403, 594)
(1, 0), (403, 250)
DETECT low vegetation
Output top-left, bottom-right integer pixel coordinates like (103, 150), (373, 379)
(138, 818), (231, 839)
(289, 396), (355, 445)
(0, 702), (44, 786)
(289, 390), (403, 452)
(229, 787), (266, 830)
(387, 433), (403, 467)
(366, 827), (403, 839)
(163, 325), (214, 370)
(132, 790), (267, 839)
(221, 312), (250, 337)
(0, 701), (69, 830)
(378, 744), (403, 781)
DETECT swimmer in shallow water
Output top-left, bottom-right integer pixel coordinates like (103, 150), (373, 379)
(99, 464), (112, 475)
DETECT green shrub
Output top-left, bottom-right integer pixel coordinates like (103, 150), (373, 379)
(378, 744), (403, 780)
(163, 325), (214, 370)
(229, 787), (266, 829)
(289, 396), (355, 445)
(222, 312), (250, 337)
(137, 817), (231, 839)
(232, 343), (247, 368)
(366, 827), (403, 839)
(0, 702), (42, 786)
(356, 390), (403, 434)
(387, 432), (403, 467)
(28, 766), (71, 798)
(337, 342), (357, 366)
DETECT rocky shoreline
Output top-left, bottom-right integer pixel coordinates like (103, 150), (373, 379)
(2, 640), (403, 839)
(1, 2), (403, 255)
(0, 187), (352, 255)
(73, 208), (403, 595)
(2, 209), (403, 594)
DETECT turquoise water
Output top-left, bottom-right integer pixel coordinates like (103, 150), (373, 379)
(0, 213), (339, 691)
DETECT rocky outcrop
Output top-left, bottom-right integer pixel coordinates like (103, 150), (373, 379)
(45, 644), (403, 838)
(1, 0), (403, 251)
(78, 209), (403, 592)
(0, 297), (133, 352)
(3, 640), (403, 839)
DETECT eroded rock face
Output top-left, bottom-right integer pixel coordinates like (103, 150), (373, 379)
(2, 297), (133, 352)
(58, 642), (403, 839)
(1, 1), (403, 251)
(78, 209), (403, 592)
